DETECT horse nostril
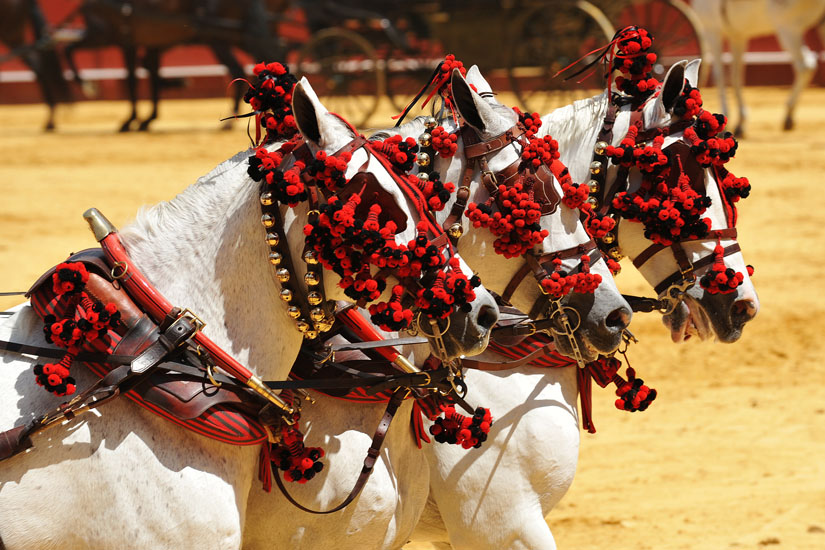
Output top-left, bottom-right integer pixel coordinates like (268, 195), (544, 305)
(477, 304), (499, 329)
(606, 306), (631, 331)
(731, 298), (758, 322)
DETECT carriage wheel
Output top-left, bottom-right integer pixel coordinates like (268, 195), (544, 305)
(612, 0), (710, 82)
(507, 0), (614, 114)
(296, 28), (385, 127)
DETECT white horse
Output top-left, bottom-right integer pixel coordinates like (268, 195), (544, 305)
(0, 78), (499, 550)
(693, 0), (825, 134)
(379, 64), (759, 549)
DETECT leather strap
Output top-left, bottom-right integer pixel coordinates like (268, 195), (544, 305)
(273, 388), (406, 514)
(633, 228), (739, 269)
(653, 243), (741, 295)
(462, 345), (558, 371)
(462, 124), (525, 160)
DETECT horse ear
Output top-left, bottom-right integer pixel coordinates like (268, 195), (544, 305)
(684, 58), (701, 88)
(465, 65), (494, 97)
(450, 68), (501, 134)
(291, 77), (327, 144)
(658, 60), (687, 113)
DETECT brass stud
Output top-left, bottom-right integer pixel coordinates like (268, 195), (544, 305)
(304, 271), (320, 286)
(279, 288), (293, 302)
(418, 172), (430, 182)
(276, 268), (290, 283)
(268, 252), (282, 266)
(589, 161), (603, 175)
(447, 223), (464, 239)
(586, 196), (600, 209)
(424, 116), (437, 129)
(310, 308), (325, 322)
(266, 232), (279, 247)
(418, 132), (432, 147)
(295, 320), (310, 333)
(303, 250), (319, 265)
(304, 330), (319, 340)
(315, 321), (334, 333)
(587, 179), (600, 194)
(594, 141), (608, 155)
(416, 152), (430, 167)
(601, 232), (616, 244)
(307, 291), (323, 306)
(261, 214), (275, 228)
(260, 192), (274, 206)
(287, 306), (301, 319)
(608, 247), (624, 261)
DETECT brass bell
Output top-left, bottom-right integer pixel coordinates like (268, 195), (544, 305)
(276, 268), (290, 283)
(279, 288), (293, 302)
(601, 232), (616, 244)
(295, 320), (311, 333)
(587, 179), (600, 194)
(589, 161), (602, 175)
(287, 306), (301, 319)
(608, 247), (624, 261)
(424, 116), (437, 129)
(260, 192), (274, 206)
(594, 141), (608, 155)
(304, 330), (319, 340)
(310, 308), (325, 322)
(307, 291), (323, 306)
(308, 209), (320, 218)
(304, 271), (320, 286)
(315, 320), (334, 332)
(586, 196), (600, 209)
(418, 132), (432, 147)
(268, 252), (282, 266)
(418, 172), (430, 182)
(416, 152), (431, 167)
(261, 214), (275, 228)
(447, 223), (464, 239)
(303, 250), (319, 265)
(265, 232), (279, 247)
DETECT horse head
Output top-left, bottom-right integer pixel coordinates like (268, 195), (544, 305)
(290, 78), (498, 359)
(603, 59), (759, 342)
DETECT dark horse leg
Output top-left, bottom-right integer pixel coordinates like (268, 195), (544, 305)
(138, 48), (161, 131)
(119, 45), (139, 132)
(209, 42), (246, 130)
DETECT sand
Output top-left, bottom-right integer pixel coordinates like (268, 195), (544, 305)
(0, 86), (823, 549)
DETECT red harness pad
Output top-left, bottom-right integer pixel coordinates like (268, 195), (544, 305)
(28, 254), (266, 446)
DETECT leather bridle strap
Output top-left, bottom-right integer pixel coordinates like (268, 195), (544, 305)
(632, 228), (739, 269)
(273, 387), (406, 514)
(652, 243), (741, 295)
(461, 345), (559, 371)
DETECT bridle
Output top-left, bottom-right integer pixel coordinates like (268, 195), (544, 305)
(416, 114), (604, 369)
(588, 97), (743, 315)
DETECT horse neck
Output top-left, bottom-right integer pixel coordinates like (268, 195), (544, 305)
(119, 148), (302, 381)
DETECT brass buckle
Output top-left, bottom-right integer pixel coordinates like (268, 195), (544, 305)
(481, 169), (498, 186)
(178, 308), (206, 334)
(110, 261), (129, 280)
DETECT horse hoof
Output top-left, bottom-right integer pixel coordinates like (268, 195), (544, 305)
(734, 126), (746, 139)
(44, 122), (55, 132)
(783, 118), (794, 131)
(138, 121), (152, 132)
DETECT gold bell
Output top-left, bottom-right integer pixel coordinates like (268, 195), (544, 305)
(304, 330), (319, 340)
(594, 141), (608, 155)
(310, 308), (325, 322)
(261, 214), (275, 228)
(589, 161), (602, 175)
(260, 192), (274, 206)
(303, 250), (318, 265)
(418, 132), (432, 147)
(276, 268), (290, 283)
(268, 252), (282, 266)
(307, 291), (323, 306)
(424, 116), (437, 129)
(279, 288), (293, 302)
(304, 271), (320, 286)
(602, 232), (616, 244)
(315, 320), (334, 333)
(447, 223), (464, 239)
(265, 232), (280, 247)
(608, 247), (624, 261)
(295, 320), (311, 333)
(416, 152), (430, 167)
(586, 196), (600, 209)
(287, 306), (301, 319)
(418, 172), (430, 182)
(587, 179), (600, 194)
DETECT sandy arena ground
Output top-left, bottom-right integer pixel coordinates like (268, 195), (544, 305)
(0, 86), (823, 549)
